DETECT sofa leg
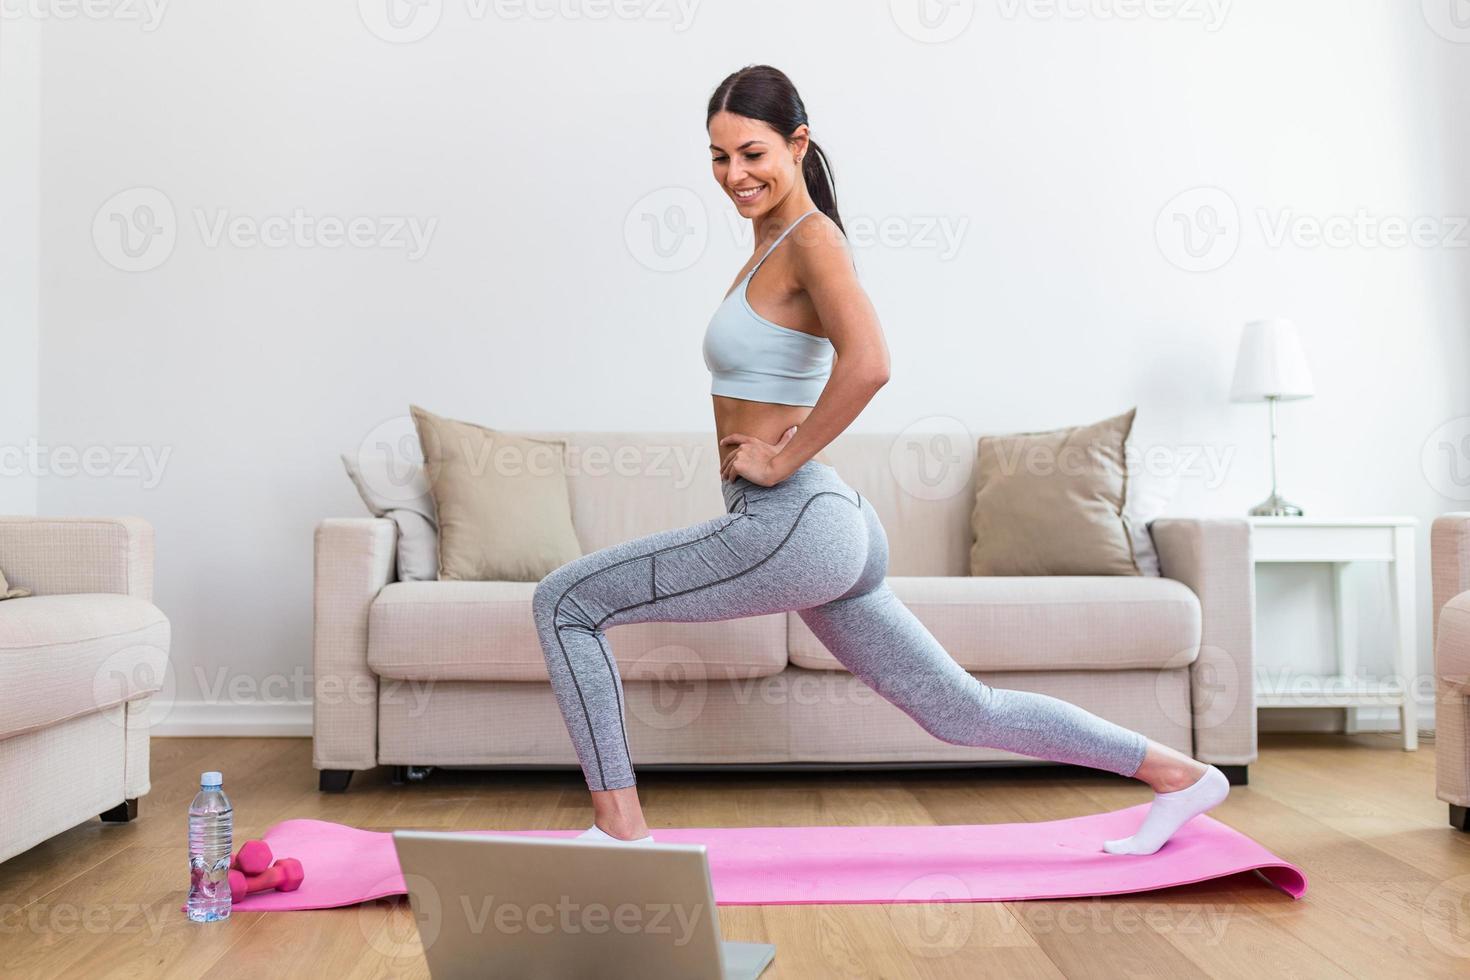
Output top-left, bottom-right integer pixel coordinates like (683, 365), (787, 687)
(319, 769), (354, 793)
(1217, 765), (1248, 786)
(100, 798), (138, 823)
(1452, 805), (1469, 832)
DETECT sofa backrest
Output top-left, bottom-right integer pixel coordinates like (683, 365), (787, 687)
(505, 431), (976, 577)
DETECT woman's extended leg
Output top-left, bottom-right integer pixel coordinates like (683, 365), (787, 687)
(531, 464), (872, 839)
(796, 494), (1152, 775)
(797, 494), (1229, 853)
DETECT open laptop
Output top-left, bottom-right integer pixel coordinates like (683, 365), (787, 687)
(392, 829), (776, 980)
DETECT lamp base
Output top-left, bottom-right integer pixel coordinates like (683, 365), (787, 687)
(1248, 493), (1304, 517)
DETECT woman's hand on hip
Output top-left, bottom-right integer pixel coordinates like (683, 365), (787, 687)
(719, 426), (799, 487)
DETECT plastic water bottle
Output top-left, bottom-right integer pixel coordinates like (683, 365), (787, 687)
(185, 771), (233, 922)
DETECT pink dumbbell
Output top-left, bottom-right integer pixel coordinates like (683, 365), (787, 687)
(231, 840), (273, 875)
(228, 857), (305, 903)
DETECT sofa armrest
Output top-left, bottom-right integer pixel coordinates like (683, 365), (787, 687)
(0, 516), (155, 601)
(312, 518), (396, 772)
(1150, 517), (1256, 765)
(1432, 514), (1470, 807)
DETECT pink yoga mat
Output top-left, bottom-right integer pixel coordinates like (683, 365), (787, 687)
(228, 804), (1305, 911)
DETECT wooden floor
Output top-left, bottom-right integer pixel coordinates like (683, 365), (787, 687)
(2, 732), (1467, 978)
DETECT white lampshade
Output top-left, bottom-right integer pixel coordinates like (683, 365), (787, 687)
(1229, 318), (1315, 402)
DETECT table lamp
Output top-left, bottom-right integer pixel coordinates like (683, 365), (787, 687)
(1229, 318), (1315, 517)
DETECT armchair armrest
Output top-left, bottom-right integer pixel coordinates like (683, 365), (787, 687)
(1432, 514), (1470, 659)
(0, 516), (155, 601)
(312, 518), (396, 772)
(1432, 514), (1470, 808)
(1150, 517), (1256, 765)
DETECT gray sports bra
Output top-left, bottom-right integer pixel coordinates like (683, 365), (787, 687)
(702, 209), (833, 406)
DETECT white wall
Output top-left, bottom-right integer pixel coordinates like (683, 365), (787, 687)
(0, 16), (40, 516)
(29, 1), (1470, 735)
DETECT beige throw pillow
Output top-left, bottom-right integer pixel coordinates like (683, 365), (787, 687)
(969, 407), (1142, 576)
(0, 565), (32, 600)
(409, 404), (583, 582)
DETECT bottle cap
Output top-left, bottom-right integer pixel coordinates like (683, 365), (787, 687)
(201, 771), (222, 788)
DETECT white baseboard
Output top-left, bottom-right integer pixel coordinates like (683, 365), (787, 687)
(147, 700), (1437, 740)
(147, 700), (312, 737)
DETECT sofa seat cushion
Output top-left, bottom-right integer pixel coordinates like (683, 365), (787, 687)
(368, 581), (788, 681)
(789, 575), (1201, 672)
(0, 593), (171, 739)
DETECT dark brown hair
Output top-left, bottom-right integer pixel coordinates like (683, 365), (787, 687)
(707, 65), (843, 235)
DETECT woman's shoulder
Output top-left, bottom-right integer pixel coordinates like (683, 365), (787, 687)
(788, 211), (852, 277)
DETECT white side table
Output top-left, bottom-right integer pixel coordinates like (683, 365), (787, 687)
(1249, 516), (1418, 750)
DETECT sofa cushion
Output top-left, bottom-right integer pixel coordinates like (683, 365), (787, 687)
(410, 404), (583, 582)
(341, 451), (440, 582)
(0, 593), (171, 739)
(789, 575), (1200, 672)
(970, 408), (1144, 576)
(368, 581), (788, 681)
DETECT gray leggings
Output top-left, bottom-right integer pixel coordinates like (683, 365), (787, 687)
(531, 459), (1148, 792)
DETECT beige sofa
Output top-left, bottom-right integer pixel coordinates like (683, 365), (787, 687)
(1432, 513), (1470, 831)
(313, 432), (1256, 792)
(0, 517), (168, 864)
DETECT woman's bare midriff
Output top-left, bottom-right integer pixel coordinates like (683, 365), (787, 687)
(713, 394), (834, 477)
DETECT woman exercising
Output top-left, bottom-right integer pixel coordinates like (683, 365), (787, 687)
(531, 64), (1229, 855)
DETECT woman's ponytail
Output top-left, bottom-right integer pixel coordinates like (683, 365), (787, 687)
(801, 139), (843, 236)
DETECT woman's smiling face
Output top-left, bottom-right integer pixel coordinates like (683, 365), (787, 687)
(708, 110), (808, 218)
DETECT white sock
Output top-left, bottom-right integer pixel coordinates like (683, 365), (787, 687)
(1103, 765), (1230, 856)
(576, 823), (655, 845)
